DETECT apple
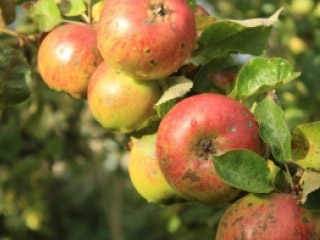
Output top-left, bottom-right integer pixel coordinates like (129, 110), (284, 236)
(195, 4), (210, 16)
(38, 24), (103, 98)
(97, 0), (197, 80)
(216, 193), (320, 240)
(128, 134), (182, 204)
(87, 62), (161, 133)
(156, 93), (262, 205)
(208, 72), (236, 93)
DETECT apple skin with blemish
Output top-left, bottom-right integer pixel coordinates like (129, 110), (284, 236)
(129, 134), (182, 204)
(216, 193), (320, 240)
(97, 0), (197, 80)
(156, 93), (262, 205)
(38, 24), (103, 98)
(87, 62), (161, 133)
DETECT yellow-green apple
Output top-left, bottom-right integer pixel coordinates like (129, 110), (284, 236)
(156, 93), (262, 205)
(38, 24), (103, 98)
(129, 134), (181, 204)
(216, 193), (320, 240)
(87, 62), (161, 133)
(97, 0), (197, 80)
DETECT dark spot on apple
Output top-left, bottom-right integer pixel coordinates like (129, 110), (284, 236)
(252, 212), (262, 218)
(181, 168), (200, 182)
(73, 55), (80, 67)
(151, 168), (158, 176)
(105, 97), (111, 104)
(150, 59), (157, 65)
(302, 217), (309, 223)
(143, 19), (155, 25)
(144, 48), (151, 53)
(181, 42), (185, 49)
(231, 216), (244, 227)
(247, 202), (253, 207)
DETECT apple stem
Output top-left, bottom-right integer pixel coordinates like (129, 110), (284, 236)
(81, 13), (90, 23)
(62, 20), (88, 26)
(284, 163), (295, 192)
(87, 0), (93, 25)
(0, 26), (19, 37)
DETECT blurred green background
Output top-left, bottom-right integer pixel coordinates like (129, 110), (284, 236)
(1, 0), (320, 239)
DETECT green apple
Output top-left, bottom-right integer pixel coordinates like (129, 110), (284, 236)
(128, 134), (181, 204)
(87, 62), (161, 133)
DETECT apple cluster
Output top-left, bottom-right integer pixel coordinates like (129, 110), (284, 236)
(36, 1), (320, 239)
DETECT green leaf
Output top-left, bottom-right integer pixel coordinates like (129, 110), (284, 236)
(301, 171), (320, 204)
(186, 0), (197, 11)
(61, 0), (87, 17)
(292, 122), (320, 170)
(302, 171), (320, 212)
(254, 97), (291, 163)
(302, 189), (320, 212)
(212, 150), (274, 193)
(197, 9), (282, 58)
(0, 123), (22, 162)
(25, 0), (63, 32)
(92, 1), (104, 22)
(0, 44), (31, 106)
(229, 57), (300, 99)
(132, 114), (161, 138)
(197, 20), (270, 58)
(192, 57), (238, 94)
(155, 76), (193, 117)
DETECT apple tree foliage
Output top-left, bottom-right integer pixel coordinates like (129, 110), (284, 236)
(0, 0), (320, 239)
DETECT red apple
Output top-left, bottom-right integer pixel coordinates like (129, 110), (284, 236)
(208, 72), (236, 93)
(156, 93), (262, 205)
(87, 62), (161, 133)
(97, 0), (197, 80)
(195, 4), (210, 16)
(216, 193), (320, 240)
(38, 24), (103, 98)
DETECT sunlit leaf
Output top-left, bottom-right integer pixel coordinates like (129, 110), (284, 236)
(229, 57), (300, 99)
(254, 97), (291, 163)
(197, 9), (282, 58)
(24, 0), (63, 32)
(292, 122), (320, 170)
(155, 76), (193, 117)
(0, 44), (31, 106)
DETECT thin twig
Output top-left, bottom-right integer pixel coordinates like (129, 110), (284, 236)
(62, 19), (88, 26)
(81, 12), (90, 24)
(284, 163), (295, 192)
(0, 26), (20, 38)
(0, 26), (38, 46)
(87, 0), (93, 25)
